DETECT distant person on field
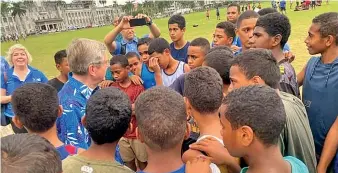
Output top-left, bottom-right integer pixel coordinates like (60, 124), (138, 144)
(279, 0), (287, 14)
(298, 12), (338, 172)
(216, 7), (220, 20)
(1, 134), (62, 173)
(135, 86), (190, 173)
(48, 50), (70, 92)
(62, 88), (134, 173)
(1, 44), (48, 133)
(147, 38), (190, 87)
(206, 8), (210, 20)
(11, 83), (83, 160)
(168, 15), (190, 63)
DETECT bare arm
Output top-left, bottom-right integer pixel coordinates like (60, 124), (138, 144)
(103, 16), (131, 53)
(297, 65), (306, 87)
(136, 14), (161, 38)
(317, 117), (338, 173)
(1, 88), (11, 104)
(184, 64), (191, 73)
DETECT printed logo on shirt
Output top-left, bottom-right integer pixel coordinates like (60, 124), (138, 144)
(33, 78), (41, 82)
(303, 100), (311, 108)
(81, 165), (93, 173)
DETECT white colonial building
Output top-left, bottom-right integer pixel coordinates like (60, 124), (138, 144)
(1, 0), (123, 36)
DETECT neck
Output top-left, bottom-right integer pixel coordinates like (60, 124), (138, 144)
(321, 45), (338, 64)
(271, 47), (285, 63)
(80, 142), (117, 161)
(244, 145), (288, 172)
(167, 57), (179, 69)
(118, 78), (132, 88)
(174, 38), (187, 49)
(34, 124), (64, 148)
(193, 111), (222, 138)
(144, 145), (184, 173)
(72, 73), (98, 89)
(57, 73), (68, 83)
(14, 65), (28, 72)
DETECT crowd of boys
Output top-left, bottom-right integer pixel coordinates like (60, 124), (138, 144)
(1, 3), (338, 173)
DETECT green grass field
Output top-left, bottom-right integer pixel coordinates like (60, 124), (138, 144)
(1, 2), (338, 79)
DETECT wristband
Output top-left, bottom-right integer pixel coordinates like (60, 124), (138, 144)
(146, 19), (153, 26)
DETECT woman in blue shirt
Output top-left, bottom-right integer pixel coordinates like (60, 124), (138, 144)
(1, 44), (48, 133)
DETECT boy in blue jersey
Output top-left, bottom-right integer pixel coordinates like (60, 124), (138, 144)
(135, 86), (190, 173)
(168, 15), (190, 63)
(298, 12), (338, 170)
(220, 85), (309, 173)
(62, 88), (134, 173)
(11, 83), (82, 160)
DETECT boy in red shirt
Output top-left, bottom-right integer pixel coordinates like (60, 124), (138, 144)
(109, 55), (146, 171)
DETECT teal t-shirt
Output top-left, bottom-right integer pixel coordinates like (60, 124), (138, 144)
(240, 156), (309, 173)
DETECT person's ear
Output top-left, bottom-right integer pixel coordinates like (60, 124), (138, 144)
(228, 37), (234, 46)
(325, 35), (335, 47)
(12, 115), (24, 129)
(164, 48), (170, 55)
(184, 122), (191, 140)
(182, 27), (186, 33)
(235, 28), (239, 36)
(250, 76), (266, 86)
(126, 65), (131, 71)
(272, 34), (282, 47)
(56, 64), (61, 71)
(88, 64), (96, 76)
(136, 127), (145, 143)
(57, 105), (63, 118)
(238, 126), (254, 147)
(81, 115), (87, 127)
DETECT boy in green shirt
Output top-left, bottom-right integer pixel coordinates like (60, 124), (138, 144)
(62, 88), (134, 173)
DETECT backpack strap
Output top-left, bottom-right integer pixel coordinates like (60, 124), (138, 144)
(120, 43), (127, 55)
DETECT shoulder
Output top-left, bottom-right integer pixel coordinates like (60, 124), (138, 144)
(280, 91), (308, 119)
(284, 156), (309, 173)
(29, 66), (46, 76)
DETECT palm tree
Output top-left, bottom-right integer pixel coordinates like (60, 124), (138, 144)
(11, 2), (27, 34)
(1, 2), (11, 17)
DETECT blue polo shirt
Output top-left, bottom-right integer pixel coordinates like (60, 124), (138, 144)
(112, 37), (138, 55)
(57, 73), (99, 149)
(1, 56), (9, 73)
(1, 66), (48, 117)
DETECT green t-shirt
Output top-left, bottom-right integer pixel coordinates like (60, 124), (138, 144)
(278, 92), (317, 173)
(62, 155), (134, 173)
(240, 156), (309, 173)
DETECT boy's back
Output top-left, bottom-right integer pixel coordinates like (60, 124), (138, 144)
(63, 155), (133, 173)
(278, 91), (317, 173)
(110, 82), (144, 103)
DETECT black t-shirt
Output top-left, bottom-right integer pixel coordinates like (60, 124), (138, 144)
(47, 78), (65, 92)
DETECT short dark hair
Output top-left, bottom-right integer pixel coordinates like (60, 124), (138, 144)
(126, 52), (140, 60)
(137, 37), (153, 47)
(222, 85), (286, 146)
(312, 12), (338, 45)
(204, 50), (234, 85)
(184, 67), (223, 113)
(110, 55), (129, 67)
(236, 10), (259, 28)
(208, 45), (233, 54)
(54, 49), (67, 64)
(232, 48), (280, 89)
(12, 83), (59, 133)
(227, 3), (241, 13)
(148, 38), (171, 55)
(216, 22), (236, 39)
(1, 134), (62, 173)
(85, 88), (132, 145)
(256, 12), (291, 48)
(190, 37), (211, 55)
(135, 86), (186, 151)
(257, 8), (278, 16)
(168, 14), (186, 29)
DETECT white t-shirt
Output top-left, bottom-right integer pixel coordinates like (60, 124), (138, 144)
(197, 135), (224, 173)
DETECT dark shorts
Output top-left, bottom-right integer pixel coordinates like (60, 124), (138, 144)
(281, 7), (286, 11)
